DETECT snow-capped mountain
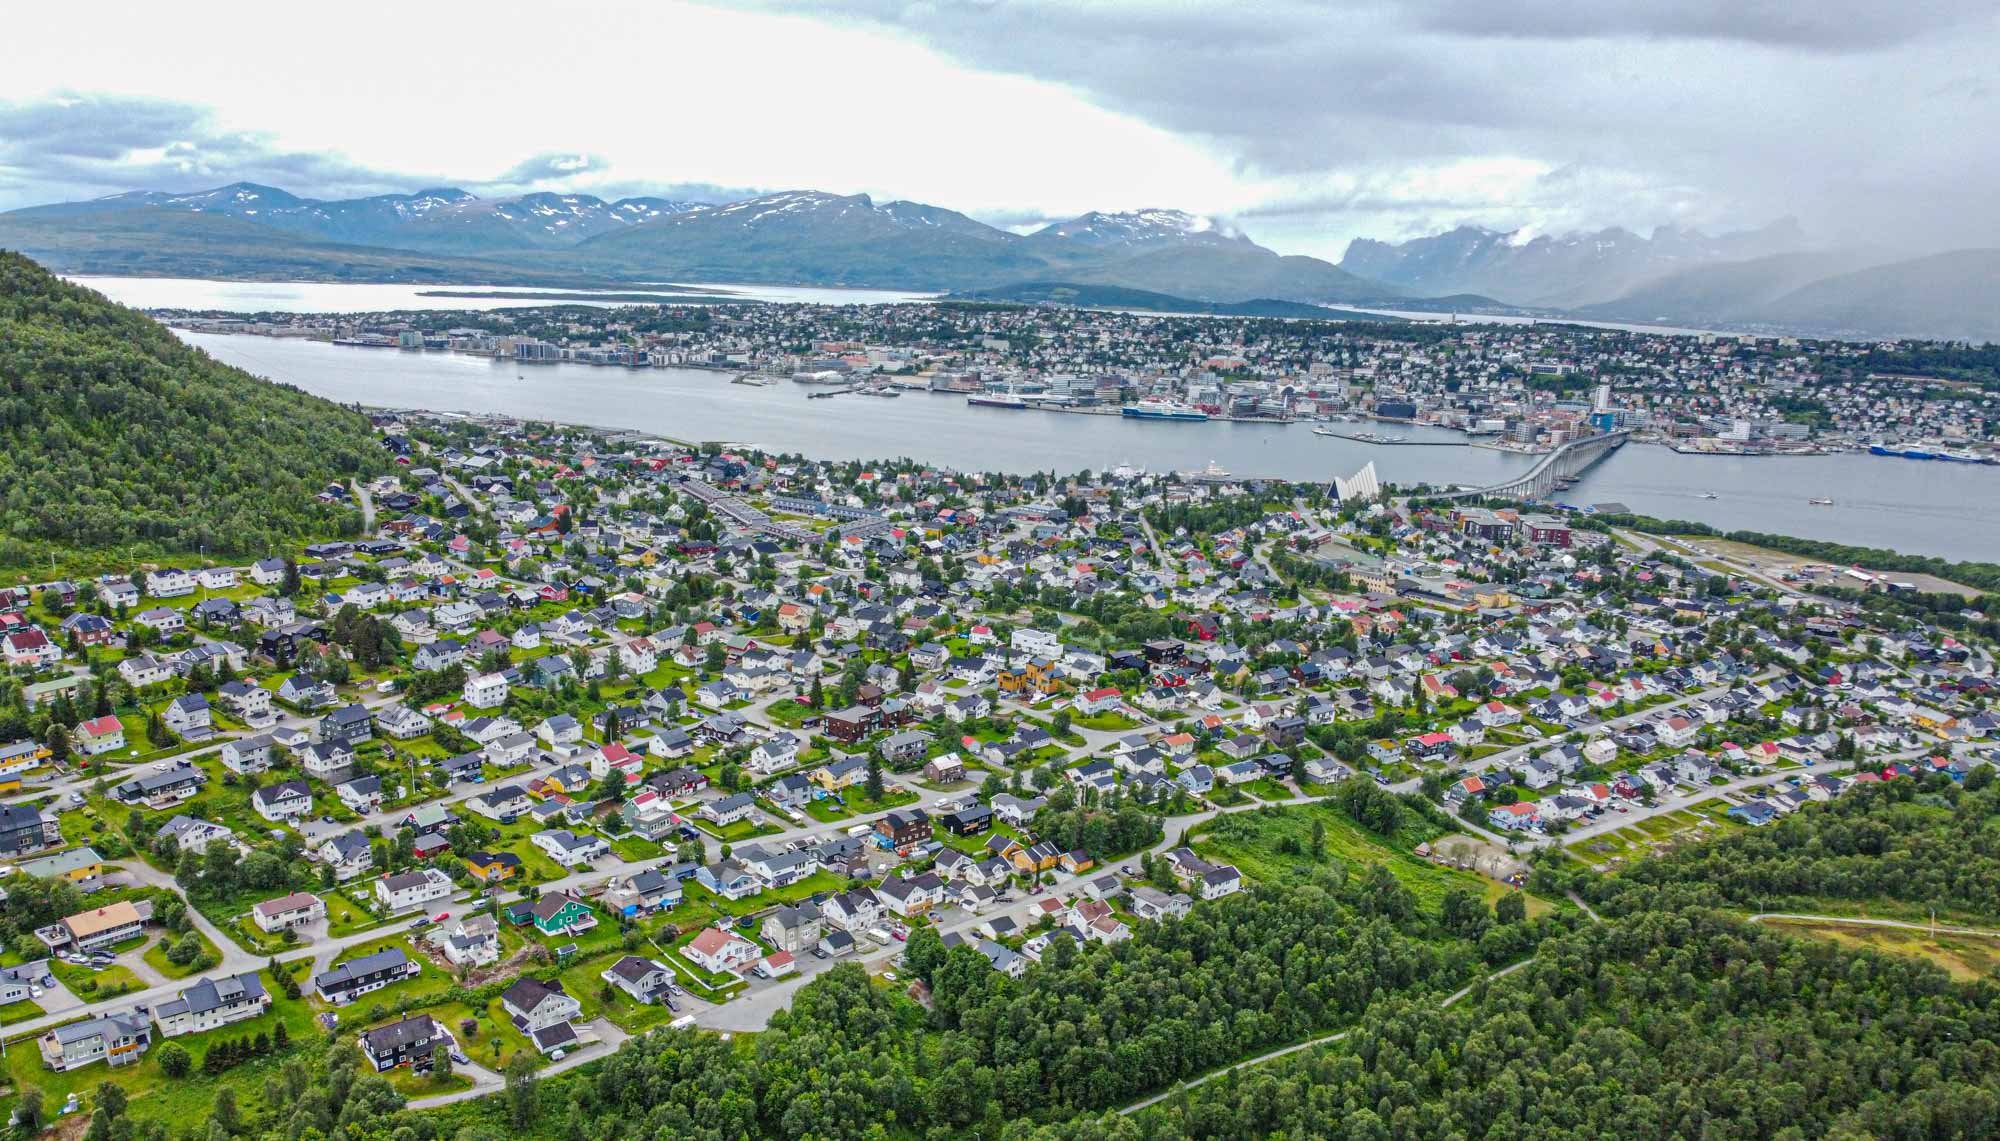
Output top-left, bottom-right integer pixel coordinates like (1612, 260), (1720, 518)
(5, 180), (1396, 303)
(1340, 219), (1808, 307)
(46, 182), (710, 253)
(1028, 209), (1252, 252)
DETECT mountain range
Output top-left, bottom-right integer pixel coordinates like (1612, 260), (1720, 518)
(1338, 219), (1812, 309)
(1, 181), (1996, 340)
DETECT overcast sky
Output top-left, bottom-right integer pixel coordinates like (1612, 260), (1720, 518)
(2, 0), (1994, 260)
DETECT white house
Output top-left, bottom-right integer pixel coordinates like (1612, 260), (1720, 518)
(251, 892), (326, 933)
(374, 868), (453, 914)
(463, 673), (510, 709)
(251, 780), (313, 823)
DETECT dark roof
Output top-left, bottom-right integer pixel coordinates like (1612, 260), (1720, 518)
(362, 1014), (436, 1054)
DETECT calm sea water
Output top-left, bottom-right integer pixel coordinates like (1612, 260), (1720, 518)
(69, 276), (937, 311)
(175, 333), (2000, 562)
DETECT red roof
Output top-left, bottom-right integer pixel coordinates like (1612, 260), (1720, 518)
(78, 715), (123, 736)
(688, 927), (747, 956)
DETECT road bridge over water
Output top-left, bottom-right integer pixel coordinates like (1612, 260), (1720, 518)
(1426, 429), (1630, 501)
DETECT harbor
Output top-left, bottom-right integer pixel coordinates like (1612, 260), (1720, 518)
(176, 329), (2000, 560)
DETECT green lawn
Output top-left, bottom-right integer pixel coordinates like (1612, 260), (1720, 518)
(1191, 801), (1545, 915)
(693, 817), (782, 842)
(1073, 711), (1139, 731)
(141, 930), (220, 979)
(49, 960), (143, 1001)
(0, 999), (44, 1026)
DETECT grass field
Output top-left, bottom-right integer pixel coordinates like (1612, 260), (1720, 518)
(1192, 801), (1549, 916)
(1764, 918), (2000, 982)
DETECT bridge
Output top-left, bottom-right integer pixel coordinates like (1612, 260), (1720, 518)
(1428, 429), (1630, 502)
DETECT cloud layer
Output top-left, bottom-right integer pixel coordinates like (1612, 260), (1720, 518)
(2, 1), (1995, 260)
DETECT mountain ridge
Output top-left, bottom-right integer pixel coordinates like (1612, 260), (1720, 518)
(1339, 218), (1810, 308)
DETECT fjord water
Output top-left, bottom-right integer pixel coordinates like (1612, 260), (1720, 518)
(70, 276), (938, 311)
(177, 332), (2000, 562)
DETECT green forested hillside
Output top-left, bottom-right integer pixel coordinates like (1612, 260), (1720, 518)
(0, 252), (383, 568)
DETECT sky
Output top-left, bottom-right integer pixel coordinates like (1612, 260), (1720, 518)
(2, 0), (1995, 261)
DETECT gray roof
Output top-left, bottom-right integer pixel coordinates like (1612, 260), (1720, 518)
(155, 972), (264, 1020)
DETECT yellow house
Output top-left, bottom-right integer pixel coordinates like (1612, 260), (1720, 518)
(17, 846), (102, 882)
(465, 851), (521, 883)
(1472, 587), (1515, 609)
(0, 740), (51, 777)
(1910, 706), (1958, 734)
(998, 658), (1063, 696)
(1005, 840), (1062, 875)
(813, 755), (869, 792)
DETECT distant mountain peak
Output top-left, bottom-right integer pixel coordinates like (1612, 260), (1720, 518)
(1029, 208), (1252, 252)
(1339, 217), (1811, 307)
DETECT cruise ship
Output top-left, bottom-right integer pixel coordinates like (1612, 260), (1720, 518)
(1121, 398), (1209, 422)
(966, 393), (1028, 410)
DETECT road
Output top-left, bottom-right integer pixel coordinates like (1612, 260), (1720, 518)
(1746, 913), (2000, 939)
(353, 480), (378, 532)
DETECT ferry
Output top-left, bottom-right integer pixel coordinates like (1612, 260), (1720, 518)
(967, 394), (1028, 410)
(1121, 398), (1209, 422)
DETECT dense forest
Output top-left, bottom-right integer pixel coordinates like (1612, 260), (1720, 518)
(1040, 908), (2000, 1139)
(0, 252), (383, 569)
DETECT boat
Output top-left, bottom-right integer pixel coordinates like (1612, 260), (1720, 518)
(1121, 398), (1209, 422)
(967, 394), (1028, 410)
(1312, 426), (1341, 437)
(1699, 492), (1718, 499)
(1900, 448), (1939, 460)
(732, 372), (777, 387)
(1187, 459), (1232, 480)
(1808, 497), (1835, 506)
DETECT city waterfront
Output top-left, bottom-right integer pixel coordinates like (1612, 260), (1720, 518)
(180, 331), (2000, 562)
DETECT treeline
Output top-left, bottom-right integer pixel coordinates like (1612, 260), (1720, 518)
(1036, 907), (2000, 1139)
(1542, 774), (2000, 923)
(0, 252), (385, 569)
(1577, 510), (2000, 592)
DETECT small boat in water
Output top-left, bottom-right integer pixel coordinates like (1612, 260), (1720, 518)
(1699, 492), (1718, 499)
(1808, 497), (1835, 506)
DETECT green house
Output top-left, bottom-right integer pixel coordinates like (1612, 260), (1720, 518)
(525, 890), (597, 936)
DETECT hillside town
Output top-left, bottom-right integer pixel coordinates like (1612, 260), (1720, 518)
(0, 412), (1992, 1109)
(161, 301), (2000, 456)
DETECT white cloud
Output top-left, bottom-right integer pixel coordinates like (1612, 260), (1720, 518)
(0, 1), (1244, 222)
(3, 0), (1996, 260)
